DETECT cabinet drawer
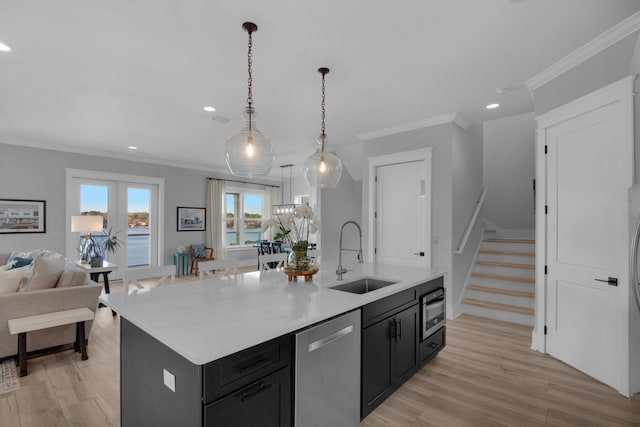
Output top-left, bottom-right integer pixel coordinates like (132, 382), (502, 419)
(203, 335), (291, 403)
(420, 326), (445, 366)
(362, 287), (418, 328)
(204, 367), (291, 427)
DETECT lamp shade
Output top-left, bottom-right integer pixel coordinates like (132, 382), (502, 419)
(70, 215), (103, 233)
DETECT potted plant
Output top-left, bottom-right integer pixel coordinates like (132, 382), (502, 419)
(84, 228), (122, 267)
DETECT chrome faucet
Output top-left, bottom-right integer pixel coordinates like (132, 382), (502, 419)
(336, 220), (364, 280)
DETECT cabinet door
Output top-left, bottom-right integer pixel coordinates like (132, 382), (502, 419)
(393, 304), (419, 384)
(204, 367), (291, 427)
(361, 318), (393, 418)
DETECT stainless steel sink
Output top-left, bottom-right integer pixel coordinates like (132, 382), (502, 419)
(330, 278), (397, 294)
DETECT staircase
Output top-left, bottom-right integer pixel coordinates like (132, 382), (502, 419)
(462, 236), (535, 326)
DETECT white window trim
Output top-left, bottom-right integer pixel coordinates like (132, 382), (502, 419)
(65, 168), (165, 265)
(224, 186), (266, 249)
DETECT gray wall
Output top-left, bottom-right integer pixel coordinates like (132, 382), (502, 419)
(362, 123), (454, 308)
(534, 32), (639, 116)
(482, 112), (535, 230)
(451, 123), (484, 308)
(0, 143), (278, 265)
(319, 167), (362, 264)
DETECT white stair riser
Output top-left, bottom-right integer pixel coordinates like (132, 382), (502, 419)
(465, 289), (534, 308)
(478, 253), (535, 264)
(469, 276), (535, 292)
(473, 265), (535, 278)
(462, 303), (534, 326)
(482, 242), (535, 252)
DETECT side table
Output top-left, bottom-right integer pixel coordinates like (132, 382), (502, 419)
(173, 252), (189, 277)
(74, 260), (118, 316)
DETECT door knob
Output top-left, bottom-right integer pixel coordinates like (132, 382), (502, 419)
(595, 277), (618, 286)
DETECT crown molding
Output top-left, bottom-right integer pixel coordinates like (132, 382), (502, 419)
(357, 112), (470, 141)
(525, 11), (640, 92)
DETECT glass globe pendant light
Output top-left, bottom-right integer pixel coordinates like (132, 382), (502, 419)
(225, 22), (274, 178)
(303, 67), (342, 188)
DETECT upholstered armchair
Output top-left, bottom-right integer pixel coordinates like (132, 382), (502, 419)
(189, 244), (215, 276)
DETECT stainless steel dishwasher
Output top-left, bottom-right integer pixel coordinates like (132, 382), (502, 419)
(295, 309), (361, 427)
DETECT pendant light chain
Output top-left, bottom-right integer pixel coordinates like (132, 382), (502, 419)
(246, 29), (253, 109)
(320, 72), (326, 137)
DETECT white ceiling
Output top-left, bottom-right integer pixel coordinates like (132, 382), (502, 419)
(1, 0), (639, 181)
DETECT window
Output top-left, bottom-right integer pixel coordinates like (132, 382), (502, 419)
(66, 169), (164, 278)
(225, 188), (265, 247)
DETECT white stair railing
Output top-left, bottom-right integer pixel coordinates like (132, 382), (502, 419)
(454, 187), (488, 254)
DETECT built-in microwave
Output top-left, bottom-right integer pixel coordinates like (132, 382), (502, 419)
(421, 287), (445, 341)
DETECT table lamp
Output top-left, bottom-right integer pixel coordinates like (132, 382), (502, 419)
(71, 215), (103, 263)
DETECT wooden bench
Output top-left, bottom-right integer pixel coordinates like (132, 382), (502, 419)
(8, 307), (95, 377)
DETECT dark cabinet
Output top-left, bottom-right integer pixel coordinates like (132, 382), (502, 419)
(204, 367), (291, 427)
(204, 336), (292, 427)
(361, 304), (419, 418)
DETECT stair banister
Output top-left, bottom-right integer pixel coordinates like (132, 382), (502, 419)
(454, 187), (488, 255)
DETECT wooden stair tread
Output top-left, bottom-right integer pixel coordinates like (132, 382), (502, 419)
(463, 298), (535, 315)
(479, 249), (535, 257)
(471, 272), (535, 284)
(483, 239), (535, 244)
(467, 285), (534, 298)
(476, 260), (535, 270)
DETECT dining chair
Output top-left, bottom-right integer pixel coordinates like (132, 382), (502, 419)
(307, 249), (322, 263)
(122, 265), (176, 294)
(258, 253), (288, 271)
(198, 259), (239, 279)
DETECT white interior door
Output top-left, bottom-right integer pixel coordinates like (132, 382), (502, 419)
(375, 160), (427, 267)
(544, 81), (632, 392)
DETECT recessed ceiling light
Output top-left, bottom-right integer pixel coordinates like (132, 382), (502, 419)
(128, 146), (138, 150)
(486, 103), (500, 110)
(0, 42), (11, 52)
(203, 106), (216, 112)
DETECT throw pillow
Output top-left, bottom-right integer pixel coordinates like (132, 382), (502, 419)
(19, 254), (65, 292)
(191, 243), (206, 259)
(9, 256), (32, 269)
(0, 268), (26, 294)
(0, 260), (17, 271)
(56, 268), (90, 287)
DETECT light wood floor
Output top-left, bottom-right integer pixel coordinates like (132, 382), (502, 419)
(1, 273), (639, 426)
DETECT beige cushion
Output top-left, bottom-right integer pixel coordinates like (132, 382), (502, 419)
(56, 268), (89, 288)
(20, 255), (65, 292)
(0, 253), (10, 266)
(0, 260), (17, 271)
(0, 268), (26, 294)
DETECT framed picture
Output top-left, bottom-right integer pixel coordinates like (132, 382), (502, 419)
(177, 207), (206, 231)
(0, 199), (46, 234)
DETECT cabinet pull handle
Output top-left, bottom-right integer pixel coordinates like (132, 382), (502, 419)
(238, 356), (269, 373)
(389, 319), (397, 341)
(428, 341), (438, 349)
(397, 319), (402, 340)
(240, 381), (272, 402)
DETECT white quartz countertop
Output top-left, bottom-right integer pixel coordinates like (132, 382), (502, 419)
(100, 263), (445, 365)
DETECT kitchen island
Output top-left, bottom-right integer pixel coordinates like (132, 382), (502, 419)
(101, 263), (446, 426)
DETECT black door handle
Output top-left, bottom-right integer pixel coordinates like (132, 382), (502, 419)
(413, 252), (425, 257)
(595, 277), (618, 286)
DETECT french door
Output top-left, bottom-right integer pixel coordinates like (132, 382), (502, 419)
(66, 169), (164, 278)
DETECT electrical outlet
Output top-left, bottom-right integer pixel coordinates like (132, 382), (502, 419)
(433, 236), (439, 244)
(163, 369), (176, 392)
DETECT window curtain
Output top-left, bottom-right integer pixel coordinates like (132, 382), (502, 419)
(207, 179), (226, 260)
(264, 185), (281, 241)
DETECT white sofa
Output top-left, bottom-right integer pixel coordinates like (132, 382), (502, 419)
(0, 250), (102, 359)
